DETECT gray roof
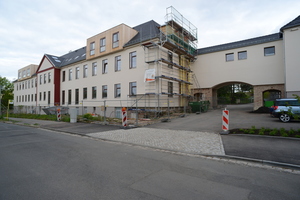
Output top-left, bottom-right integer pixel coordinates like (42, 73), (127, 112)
(280, 15), (300, 31)
(197, 33), (282, 55)
(124, 20), (161, 47)
(45, 46), (86, 68)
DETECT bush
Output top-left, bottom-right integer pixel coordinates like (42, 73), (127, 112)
(83, 113), (94, 120)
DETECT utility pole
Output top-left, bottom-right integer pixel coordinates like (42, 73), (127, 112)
(0, 85), (2, 117)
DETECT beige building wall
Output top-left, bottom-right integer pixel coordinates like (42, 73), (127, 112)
(283, 25), (300, 97)
(193, 40), (284, 89)
(86, 24), (138, 60)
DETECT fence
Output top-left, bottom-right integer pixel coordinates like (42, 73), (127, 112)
(11, 95), (208, 126)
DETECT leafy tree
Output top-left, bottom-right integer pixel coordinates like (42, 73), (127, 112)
(0, 76), (14, 110)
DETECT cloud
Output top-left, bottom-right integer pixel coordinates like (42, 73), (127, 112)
(0, 0), (299, 81)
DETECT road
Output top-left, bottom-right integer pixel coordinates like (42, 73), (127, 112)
(148, 104), (300, 132)
(1, 123), (300, 200)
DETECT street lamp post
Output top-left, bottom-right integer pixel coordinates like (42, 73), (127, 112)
(0, 85), (2, 117)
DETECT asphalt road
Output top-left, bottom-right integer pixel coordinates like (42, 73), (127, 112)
(148, 104), (300, 132)
(1, 123), (300, 200)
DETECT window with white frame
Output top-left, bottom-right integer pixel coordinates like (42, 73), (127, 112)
(168, 81), (173, 97)
(83, 65), (88, 78)
(76, 67), (79, 79)
(44, 74), (46, 84)
(114, 83), (121, 98)
(129, 51), (136, 68)
(92, 86), (97, 99)
(62, 71), (66, 82)
(100, 37), (106, 52)
(68, 90), (72, 105)
(48, 72), (51, 83)
(40, 75), (42, 85)
(102, 59), (108, 74)
(83, 88), (87, 99)
(90, 42), (95, 55)
(92, 62), (97, 76)
(75, 89), (79, 104)
(112, 32), (119, 48)
(102, 85), (107, 98)
(129, 82), (137, 96)
(115, 55), (121, 71)
(69, 69), (72, 81)
(62, 90), (65, 105)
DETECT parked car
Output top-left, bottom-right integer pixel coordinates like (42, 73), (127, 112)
(271, 98), (300, 122)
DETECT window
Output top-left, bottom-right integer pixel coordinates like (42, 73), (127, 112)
(83, 65), (88, 78)
(92, 62), (97, 76)
(112, 32), (119, 48)
(100, 37), (106, 52)
(62, 71), (66, 82)
(40, 75), (42, 85)
(129, 82), (137, 96)
(238, 51), (247, 60)
(48, 91), (50, 105)
(92, 86), (97, 99)
(226, 53), (234, 61)
(102, 59), (108, 74)
(264, 46), (275, 56)
(31, 79), (34, 88)
(90, 42), (95, 55)
(23, 70), (26, 78)
(83, 88), (87, 99)
(69, 69), (72, 81)
(44, 74), (46, 84)
(168, 81), (173, 97)
(75, 89), (79, 104)
(114, 83), (121, 98)
(48, 72), (51, 83)
(18, 71), (21, 79)
(39, 92), (42, 101)
(68, 90), (72, 105)
(168, 51), (173, 68)
(27, 68), (30, 76)
(115, 56), (121, 71)
(43, 91), (46, 101)
(76, 67), (79, 79)
(31, 94), (33, 102)
(62, 90), (65, 105)
(129, 51), (136, 68)
(102, 85), (107, 98)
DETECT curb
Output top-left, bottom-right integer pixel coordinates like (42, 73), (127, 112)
(205, 155), (300, 171)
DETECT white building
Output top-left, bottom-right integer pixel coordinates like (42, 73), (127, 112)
(13, 7), (300, 115)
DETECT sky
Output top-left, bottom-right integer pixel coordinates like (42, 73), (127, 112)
(0, 0), (299, 81)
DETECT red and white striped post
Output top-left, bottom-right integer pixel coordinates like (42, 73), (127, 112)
(122, 107), (127, 128)
(57, 108), (61, 121)
(221, 108), (229, 134)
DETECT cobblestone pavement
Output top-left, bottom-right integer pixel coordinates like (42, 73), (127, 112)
(88, 128), (225, 155)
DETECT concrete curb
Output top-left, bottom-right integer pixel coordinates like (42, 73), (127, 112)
(205, 155), (300, 171)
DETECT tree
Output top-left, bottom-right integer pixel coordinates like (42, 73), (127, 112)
(0, 76), (14, 110)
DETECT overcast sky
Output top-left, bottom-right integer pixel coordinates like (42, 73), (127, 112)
(1, 0), (299, 81)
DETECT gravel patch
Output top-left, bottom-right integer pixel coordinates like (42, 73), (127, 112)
(88, 128), (225, 155)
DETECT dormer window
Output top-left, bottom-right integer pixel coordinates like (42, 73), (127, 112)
(90, 42), (95, 55)
(100, 37), (106, 52)
(112, 32), (119, 48)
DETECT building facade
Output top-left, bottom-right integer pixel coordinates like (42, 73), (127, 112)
(13, 7), (300, 115)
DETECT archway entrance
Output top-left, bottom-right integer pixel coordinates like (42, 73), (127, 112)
(263, 90), (281, 107)
(215, 82), (253, 106)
